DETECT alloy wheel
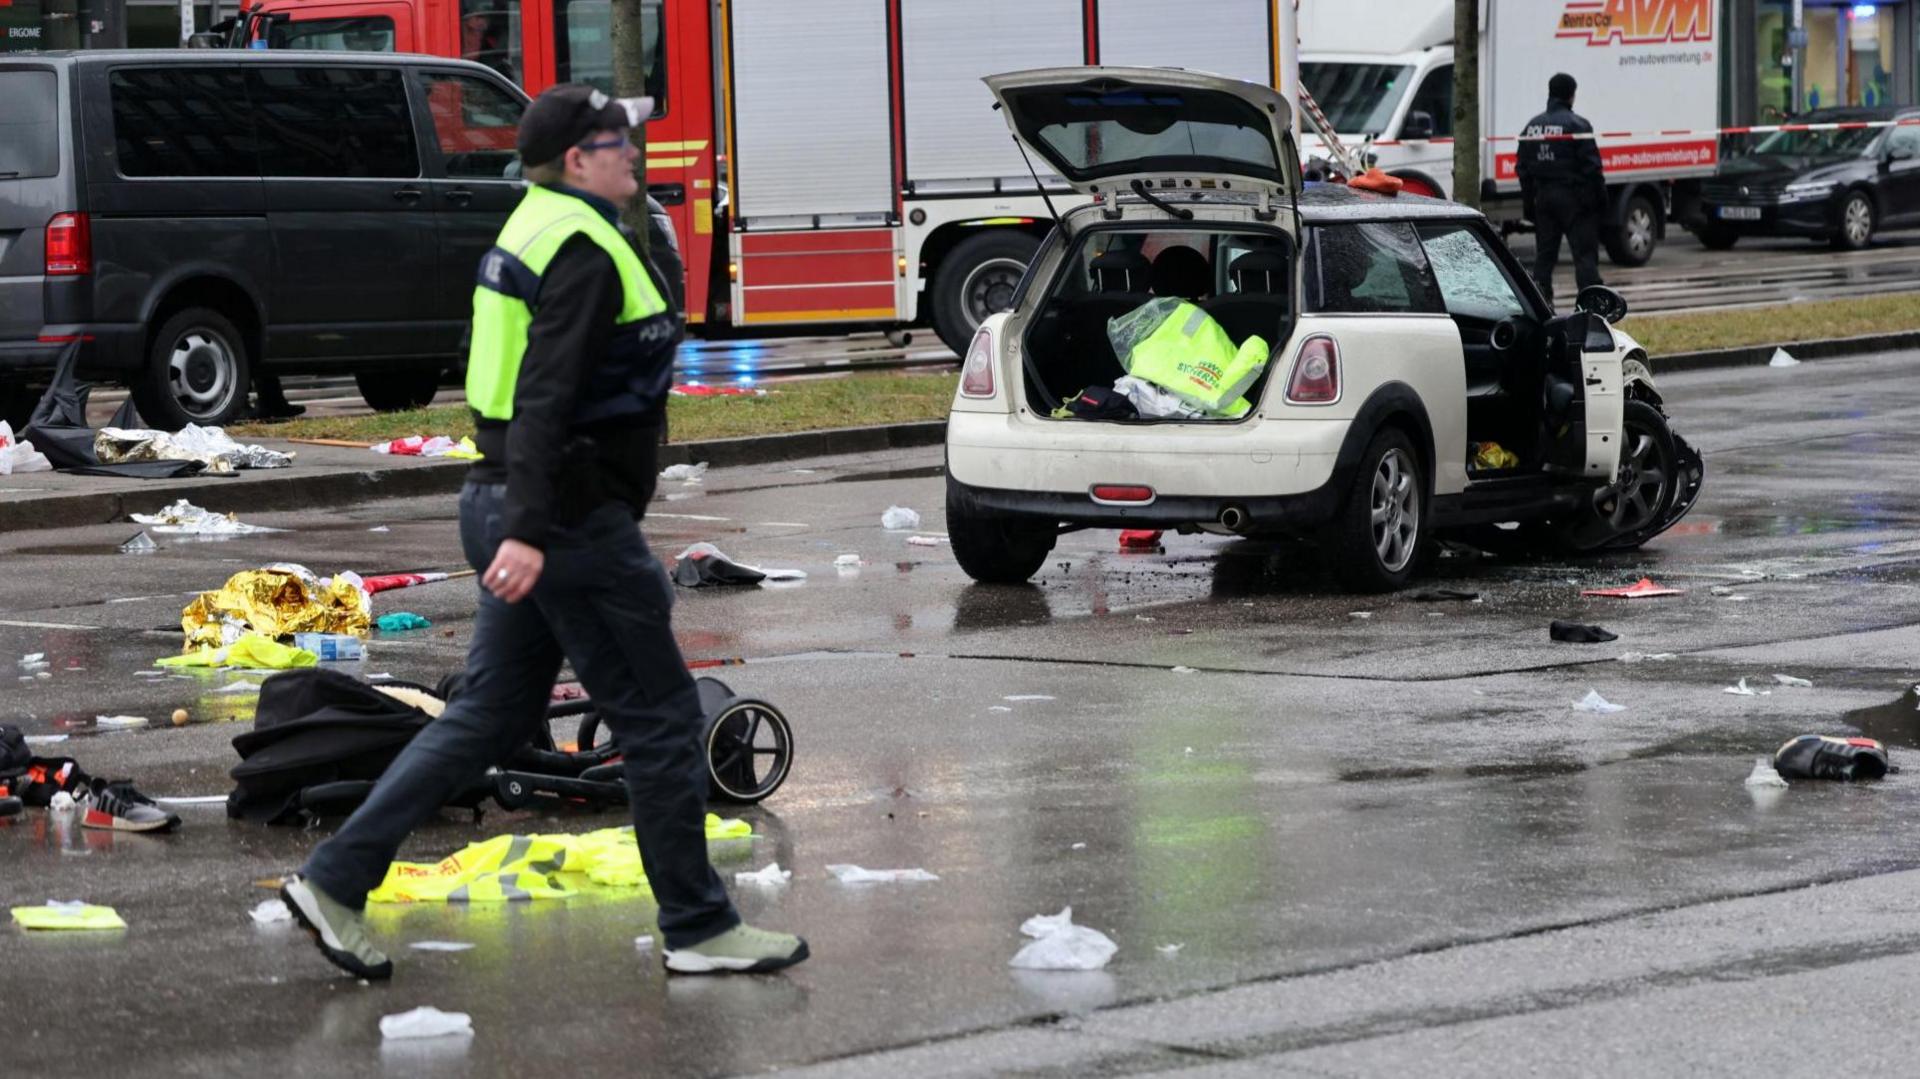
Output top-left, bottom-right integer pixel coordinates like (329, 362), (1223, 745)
(166, 328), (240, 422)
(1594, 426), (1672, 533)
(1625, 203), (1656, 262)
(1369, 447), (1420, 573)
(1844, 195), (1873, 247)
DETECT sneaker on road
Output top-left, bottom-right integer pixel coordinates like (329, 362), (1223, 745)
(81, 779), (180, 833)
(280, 874), (393, 980)
(665, 923), (810, 975)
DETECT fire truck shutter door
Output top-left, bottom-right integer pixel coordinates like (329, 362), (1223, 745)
(731, 0), (892, 223)
(902, 0), (1081, 193)
(1097, 0), (1274, 87)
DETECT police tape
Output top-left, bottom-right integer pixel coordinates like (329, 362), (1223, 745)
(1361, 117), (1920, 148)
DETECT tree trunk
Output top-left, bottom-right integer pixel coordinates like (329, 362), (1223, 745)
(608, 0), (651, 252)
(1452, 0), (1481, 210)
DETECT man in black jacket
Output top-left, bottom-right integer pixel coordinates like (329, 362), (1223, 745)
(280, 85), (808, 980)
(1516, 73), (1606, 306)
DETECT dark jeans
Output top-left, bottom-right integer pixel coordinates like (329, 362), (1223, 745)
(301, 482), (738, 948)
(1532, 184), (1603, 307)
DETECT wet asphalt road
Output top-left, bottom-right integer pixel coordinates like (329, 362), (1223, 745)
(7, 351), (1920, 1076)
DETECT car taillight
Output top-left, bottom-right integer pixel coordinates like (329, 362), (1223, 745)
(1285, 334), (1340, 404)
(959, 326), (995, 398)
(1091, 485), (1154, 504)
(45, 212), (91, 276)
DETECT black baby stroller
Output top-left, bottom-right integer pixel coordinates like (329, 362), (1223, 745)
(228, 668), (793, 825)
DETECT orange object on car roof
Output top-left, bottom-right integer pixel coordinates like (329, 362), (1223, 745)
(1347, 168), (1405, 196)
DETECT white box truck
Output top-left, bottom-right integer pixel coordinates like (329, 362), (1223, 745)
(1299, 0), (1721, 265)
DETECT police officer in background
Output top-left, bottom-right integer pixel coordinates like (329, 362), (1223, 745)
(279, 85), (809, 980)
(1516, 73), (1606, 307)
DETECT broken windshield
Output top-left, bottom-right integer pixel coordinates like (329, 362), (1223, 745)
(1301, 62), (1411, 136)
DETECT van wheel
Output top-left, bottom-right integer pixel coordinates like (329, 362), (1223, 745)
(1605, 194), (1658, 266)
(132, 307), (250, 430)
(1319, 428), (1427, 593)
(948, 486), (1056, 584)
(354, 369), (444, 412)
(931, 231), (1040, 357)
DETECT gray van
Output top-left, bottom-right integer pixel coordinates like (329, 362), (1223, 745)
(0, 50), (530, 429)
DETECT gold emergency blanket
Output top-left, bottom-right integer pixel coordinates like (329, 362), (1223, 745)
(182, 567), (370, 650)
(368, 818), (754, 904)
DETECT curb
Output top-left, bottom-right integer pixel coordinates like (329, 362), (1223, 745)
(1651, 330), (1920, 373)
(0, 420), (950, 535)
(1, 331), (1910, 535)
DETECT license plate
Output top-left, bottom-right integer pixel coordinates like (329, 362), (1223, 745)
(1717, 206), (1762, 221)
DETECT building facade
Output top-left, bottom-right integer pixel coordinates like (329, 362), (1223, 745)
(1724, 0), (1918, 123)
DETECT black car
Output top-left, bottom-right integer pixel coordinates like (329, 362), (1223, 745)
(1692, 107), (1920, 251)
(0, 50), (532, 429)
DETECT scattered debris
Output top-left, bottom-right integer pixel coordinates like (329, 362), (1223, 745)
(633, 936), (656, 953)
(1156, 943), (1184, 956)
(1773, 674), (1814, 688)
(672, 382), (766, 398)
(1412, 589), (1479, 603)
(0, 421), (53, 475)
(824, 865), (939, 884)
(101, 425), (292, 472)
(735, 863), (793, 887)
(171, 709), (190, 726)
(1550, 620), (1618, 644)
(1724, 678), (1763, 697)
(1774, 734), (1893, 781)
(368, 526), (391, 533)
(834, 554), (864, 567)
(1617, 652), (1677, 663)
(988, 706), (1012, 713)
(119, 531), (158, 553)
(881, 506), (922, 531)
(180, 565), (368, 649)
(250, 898), (293, 925)
(212, 680), (262, 695)
(1581, 578), (1685, 599)
(12, 901), (126, 931)
(379, 1006), (473, 1041)
(375, 612), (432, 633)
(410, 941), (476, 952)
(360, 571), (454, 595)
(26, 734), (69, 745)
(1744, 756), (1789, 789)
(1349, 611), (1374, 620)
(906, 535), (945, 547)
(131, 500), (281, 536)
(370, 435), (481, 459)
(1010, 906), (1118, 971)
(296, 633), (365, 662)
(660, 461), (709, 483)
(1573, 690), (1626, 714)
(1071, 842), (1087, 851)
(1768, 347), (1801, 368)
(673, 543), (768, 587)
(1004, 695), (1055, 702)
(94, 715), (149, 729)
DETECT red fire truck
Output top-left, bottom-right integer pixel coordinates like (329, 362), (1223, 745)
(229, 0), (1299, 353)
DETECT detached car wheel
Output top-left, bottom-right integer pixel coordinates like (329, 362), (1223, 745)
(1554, 400), (1678, 553)
(1832, 192), (1875, 250)
(132, 307), (250, 431)
(355, 368), (444, 412)
(947, 483), (1056, 584)
(1320, 428), (1427, 593)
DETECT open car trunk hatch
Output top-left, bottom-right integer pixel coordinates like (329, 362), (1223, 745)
(986, 67), (1299, 202)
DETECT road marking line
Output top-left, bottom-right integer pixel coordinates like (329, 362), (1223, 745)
(0, 619), (98, 631)
(650, 513), (732, 522)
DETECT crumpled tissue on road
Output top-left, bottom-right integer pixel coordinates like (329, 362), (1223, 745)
(735, 863), (792, 886)
(131, 499), (281, 536)
(380, 1006), (473, 1041)
(1010, 906), (1118, 971)
(156, 633), (317, 671)
(1745, 756), (1789, 789)
(661, 461), (708, 483)
(180, 565), (370, 649)
(0, 421), (53, 475)
(824, 864), (939, 884)
(98, 425), (292, 473)
(1773, 673), (1814, 688)
(1573, 689), (1626, 714)
(12, 900), (126, 931)
(249, 898), (292, 925)
(881, 506), (921, 530)
(369, 817), (752, 903)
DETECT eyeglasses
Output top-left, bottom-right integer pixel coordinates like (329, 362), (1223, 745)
(577, 135), (631, 153)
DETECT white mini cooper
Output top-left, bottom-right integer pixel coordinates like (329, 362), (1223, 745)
(946, 67), (1702, 592)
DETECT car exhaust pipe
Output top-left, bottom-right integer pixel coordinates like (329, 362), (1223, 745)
(1218, 504), (1250, 533)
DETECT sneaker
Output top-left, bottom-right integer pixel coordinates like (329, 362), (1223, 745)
(280, 874), (393, 980)
(664, 922), (810, 975)
(81, 779), (181, 833)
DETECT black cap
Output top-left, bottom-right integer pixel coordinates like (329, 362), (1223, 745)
(1549, 73), (1577, 101)
(517, 84), (649, 169)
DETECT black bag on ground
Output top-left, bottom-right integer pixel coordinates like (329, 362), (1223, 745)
(21, 340), (203, 478)
(227, 668), (439, 824)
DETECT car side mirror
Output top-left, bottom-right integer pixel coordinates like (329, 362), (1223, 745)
(1574, 284), (1629, 325)
(186, 30), (224, 48)
(1402, 111), (1436, 141)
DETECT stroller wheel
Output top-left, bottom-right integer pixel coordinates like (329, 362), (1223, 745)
(493, 773), (532, 810)
(705, 698), (792, 805)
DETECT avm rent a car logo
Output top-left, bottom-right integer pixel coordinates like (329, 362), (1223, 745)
(1555, 0), (1714, 46)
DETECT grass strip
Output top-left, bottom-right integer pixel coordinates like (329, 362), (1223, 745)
(1620, 293), (1920, 356)
(230, 371), (960, 444)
